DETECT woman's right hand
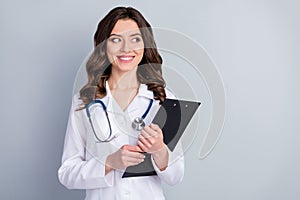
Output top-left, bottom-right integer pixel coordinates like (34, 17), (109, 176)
(105, 145), (145, 174)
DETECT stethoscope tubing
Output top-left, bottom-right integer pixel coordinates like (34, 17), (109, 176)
(86, 100), (114, 142)
(85, 99), (153, 142)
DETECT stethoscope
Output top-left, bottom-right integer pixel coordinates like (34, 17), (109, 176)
(86, 99), (153, 142)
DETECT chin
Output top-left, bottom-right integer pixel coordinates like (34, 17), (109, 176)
(113, 63), (138, 72)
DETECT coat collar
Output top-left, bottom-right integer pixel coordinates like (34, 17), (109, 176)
(137, 84), (154, 99)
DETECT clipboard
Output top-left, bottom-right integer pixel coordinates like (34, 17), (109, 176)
(122, 98), (201, 178)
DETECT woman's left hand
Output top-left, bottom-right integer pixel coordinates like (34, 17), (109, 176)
(137, 123), (165, 154)
(137, 123), (169, 171)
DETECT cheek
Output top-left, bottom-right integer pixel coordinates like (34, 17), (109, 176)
(106, 46), (119, 63)
(106, 52), (114, 64)
(135, 48), (144, 58)
(107, 44), (120, 53)
(137, 50), (144, 64)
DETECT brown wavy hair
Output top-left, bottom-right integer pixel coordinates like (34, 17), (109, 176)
(79, 6), (166, 108)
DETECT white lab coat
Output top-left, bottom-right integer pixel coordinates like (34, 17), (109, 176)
(58, 82), (184, 200)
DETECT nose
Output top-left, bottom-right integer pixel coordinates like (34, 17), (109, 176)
(120, 40), (131, 53)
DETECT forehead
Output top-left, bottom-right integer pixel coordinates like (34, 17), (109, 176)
(110, 19), (141, 35)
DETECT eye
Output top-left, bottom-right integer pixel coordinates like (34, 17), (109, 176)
(110, 37), (121, 43)
(131, 37), (142, 43)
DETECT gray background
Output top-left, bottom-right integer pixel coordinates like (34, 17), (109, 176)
(1, 0), (299, 199)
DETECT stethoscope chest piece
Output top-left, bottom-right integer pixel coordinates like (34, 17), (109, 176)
(132, 117), (145, 131)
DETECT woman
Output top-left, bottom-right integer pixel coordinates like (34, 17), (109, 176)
(58, 6), (184, 200)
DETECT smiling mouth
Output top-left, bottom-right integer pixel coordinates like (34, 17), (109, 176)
(117, 56), (135, 63)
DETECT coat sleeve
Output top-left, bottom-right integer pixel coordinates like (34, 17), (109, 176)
(151, 143), (184, 186)
(58, 95), (114, 189)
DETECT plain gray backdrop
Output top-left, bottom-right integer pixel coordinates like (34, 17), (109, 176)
(1, 0), (299, 200)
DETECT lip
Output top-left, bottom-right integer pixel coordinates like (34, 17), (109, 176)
(117, 55), (135, 63)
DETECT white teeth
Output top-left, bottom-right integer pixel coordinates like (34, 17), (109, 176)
(119, 56), (133, 61)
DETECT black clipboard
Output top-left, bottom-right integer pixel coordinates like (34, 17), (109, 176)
(122, 98), (201, 178)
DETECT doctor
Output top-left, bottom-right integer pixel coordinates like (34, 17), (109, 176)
(58, 6), (184, 200)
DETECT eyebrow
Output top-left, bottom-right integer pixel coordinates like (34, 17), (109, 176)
(109, 33), (142, 37)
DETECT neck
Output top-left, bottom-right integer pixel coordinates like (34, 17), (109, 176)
(108, 67), (139, 90)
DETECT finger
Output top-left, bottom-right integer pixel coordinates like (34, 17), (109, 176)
(127, 159), (144, 167)
(150, 123), (160, 130)
(140, 129), (152, 139)
(122, 144), (142, 152)
(135, 146), (143, 152)
(128, 145), (142, 152)
(150, 124), (162, 135)
(143, 126), (158, 137)
(144, 126), (161, 139)
(126, 160), (144, 167)
(137, 140), (148, 152)
(140, 132), (155, 145)
(125, 156), (145, 164)
(140, 130), (158, 142)
(121, 157), (144, 168)
(126, 151), (146, 159)
(121, 144), (129, 150)
(138, 137), (152, 150)
(140, 132), (157, 145)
